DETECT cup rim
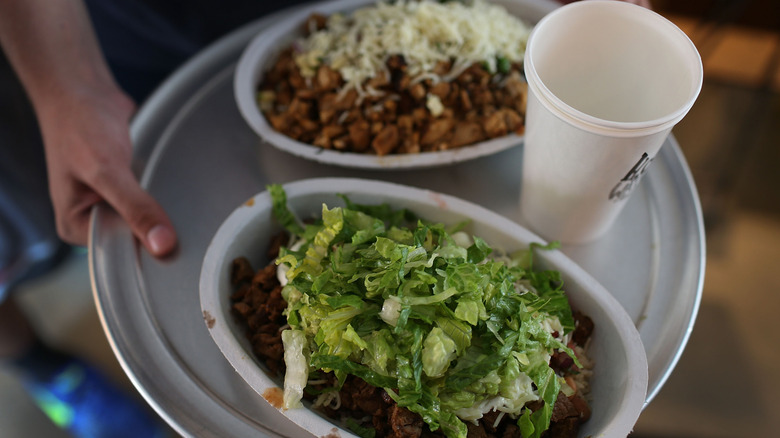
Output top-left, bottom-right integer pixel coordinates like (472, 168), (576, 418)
(524, 0), (703, 135)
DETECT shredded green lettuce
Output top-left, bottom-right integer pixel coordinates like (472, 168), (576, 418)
(268, 184), (579, 438)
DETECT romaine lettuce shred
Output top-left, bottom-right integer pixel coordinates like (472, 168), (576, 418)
(269, 185), (579, 438)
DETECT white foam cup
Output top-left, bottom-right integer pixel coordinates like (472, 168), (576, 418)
(520, 0), (703, 244)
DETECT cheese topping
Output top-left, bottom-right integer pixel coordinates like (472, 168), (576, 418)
(294, 0), (531, 96)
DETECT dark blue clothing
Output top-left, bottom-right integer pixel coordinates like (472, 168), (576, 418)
(86, 0), (311, 102)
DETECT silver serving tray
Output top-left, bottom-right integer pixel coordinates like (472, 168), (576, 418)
(89, 1), (704, 436)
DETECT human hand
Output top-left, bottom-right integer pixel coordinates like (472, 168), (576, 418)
(36, 83), (178, 257)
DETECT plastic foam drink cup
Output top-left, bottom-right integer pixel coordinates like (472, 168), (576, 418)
(520, 0), (703, 244)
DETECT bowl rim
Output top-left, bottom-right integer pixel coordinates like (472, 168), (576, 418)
(200, 177), (648, 438)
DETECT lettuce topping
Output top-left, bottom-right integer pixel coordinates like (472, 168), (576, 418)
(269, 184), (579, 438)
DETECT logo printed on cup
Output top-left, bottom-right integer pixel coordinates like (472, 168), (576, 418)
(609, 153), (653, 202)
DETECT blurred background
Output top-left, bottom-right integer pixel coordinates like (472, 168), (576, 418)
(634, 0), (780, 436)
(1, 0), (778, 436)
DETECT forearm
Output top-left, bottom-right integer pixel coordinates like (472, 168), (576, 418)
(0, 0), (127, 118)
(0, 0), (175, 255)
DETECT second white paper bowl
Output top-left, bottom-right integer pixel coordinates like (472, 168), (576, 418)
(200, 177), (648, 438)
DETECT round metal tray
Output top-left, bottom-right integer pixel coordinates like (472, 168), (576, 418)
(90, 1), (704, 436)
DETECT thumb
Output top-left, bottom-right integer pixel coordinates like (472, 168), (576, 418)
(99, 171), (178, 257)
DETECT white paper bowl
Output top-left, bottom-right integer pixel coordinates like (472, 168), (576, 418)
(234, 0), (527, 170)
(200, 178), (648, 438)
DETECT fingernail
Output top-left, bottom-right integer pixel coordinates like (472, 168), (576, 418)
(147, 224), (176, 256)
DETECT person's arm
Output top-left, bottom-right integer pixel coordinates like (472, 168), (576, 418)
(0, 0), (177, 256)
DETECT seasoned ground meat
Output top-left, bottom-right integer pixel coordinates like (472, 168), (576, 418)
(230, 246), (287, 376)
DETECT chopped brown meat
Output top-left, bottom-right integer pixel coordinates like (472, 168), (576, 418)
(503, 109), (523, 134)
(366, 105), (385, 122)
(572, 311), (595, 346)
(388, 405), (423, 438)
(387, 55), (406, 71)
(504, 71), (527, 97)
(298, 117), (320, 133)
(372, 124), (400, 155)
(469, 85), (495, 108)
(313, 133), (332, 149)
(340, 378), (387, 416)
(409, 83), (427, 101)
(316, 65), (341, 92)
(370, 121), (385, 135)
(545, 391), (591, 438)
(294, 88), (317, 100)
(232, 301), (251, 318)
(285, 124), (305, 141)
(267, 233), (286, 260)
(251, 264), (277, 291)
(466, 422), (489, 438)
(396, 74), (412, 92)
(266, 285), (286, 319)
(288, 68), (306, 90)
(570, 394), (591, 422)
(397, 114), (414, 136)
(383, 98), (398, 116)
(551, 391), (580, 423)
(268, 113), (292, 132)
(433, 60), (451, 76)
(545, 417), (580, 438)
(322, 124), (345, 140)
(411, 108), (428, 125)
(287, 98), (311, 120)
(484, 111), (508, 138)
(459, 89), (473, 111)
(421, 118), (455, 146)
(398, 132), (421, 154)
(231, 257), (255, 286)
(275, 88), (292, 107)
(332, 134), (351, 150)
(480, 410), (501, 434)
(429, 82), (450, 99)
(450, 121), (485, 148)
(230, 283), (250, 302)
(549, 350), (575, 373)
(252, 332), (283, 362)
(502, 423), (521, 438)
(349, 119), (371, 151)
(336, 108), (358, 125)
(318, 92), (338, 116)
(335, 89), (359, 110)
(230, 252), (288, 375)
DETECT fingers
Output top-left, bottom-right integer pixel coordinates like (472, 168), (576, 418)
(95, 168), (178, 257)
(34, 82), (174, 256)
(50, 166), (177, 257)
(54, 183), (102, 247)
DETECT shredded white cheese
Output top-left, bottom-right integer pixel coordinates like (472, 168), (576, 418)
(425, 93), (444, 117)
(294, 0), (531, 97)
